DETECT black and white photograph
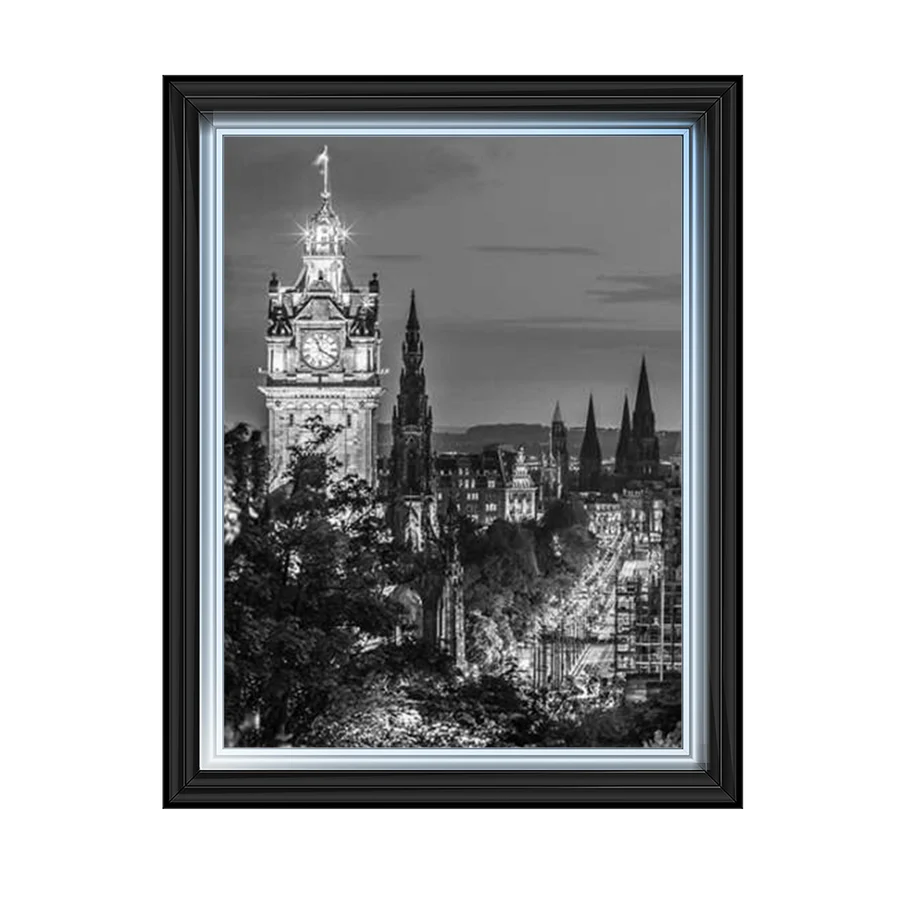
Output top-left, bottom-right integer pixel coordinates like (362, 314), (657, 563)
(223, 134), (684, 749)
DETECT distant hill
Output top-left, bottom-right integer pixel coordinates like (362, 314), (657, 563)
(377, 423), (681, 460)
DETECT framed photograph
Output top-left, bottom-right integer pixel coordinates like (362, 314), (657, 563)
(164, 77), (741, 807)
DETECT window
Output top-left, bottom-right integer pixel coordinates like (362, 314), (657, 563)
(288, 413), (295, 426)
(346, 413), (352, 427)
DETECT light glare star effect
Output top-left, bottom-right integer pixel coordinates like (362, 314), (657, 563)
(290, 221), (357, 249)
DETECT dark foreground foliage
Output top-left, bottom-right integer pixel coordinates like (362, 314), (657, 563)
(224, 421), (681, 749)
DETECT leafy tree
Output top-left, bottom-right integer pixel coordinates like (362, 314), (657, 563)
(543, 677), (683, 748)
(225, 417), (405, 746)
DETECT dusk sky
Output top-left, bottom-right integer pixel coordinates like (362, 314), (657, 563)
(223, 134), (682, 431)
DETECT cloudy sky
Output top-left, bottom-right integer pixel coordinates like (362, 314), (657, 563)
(223, 134), (682, 431)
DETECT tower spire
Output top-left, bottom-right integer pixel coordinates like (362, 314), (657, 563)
(402, 290), (423, 371)
(615, 394), (632, 475)
(581, 395), (600, 454)
(634, 355), (653, 414)
(632, 355), (656, 436)
(407, 289), (420, 331)
(392, 291), (434, 534)
(550, 400), (569, 497)
(578, 394), (603, 491)
(630, 356), (660, 478)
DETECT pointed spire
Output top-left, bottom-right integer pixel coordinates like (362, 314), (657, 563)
(585, 394), (597, 431)
(615, 394), (632, 474)
(552, 400), (563, 424)
(619, 394), (631, 437)
(406, 289), (419, 331)
(634, 355), (652, 415)
(579, 394), (602, 461)
(631, 355), (656, 441)
(402, 290), (424, 373)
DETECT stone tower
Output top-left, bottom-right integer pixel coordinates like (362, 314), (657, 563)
(390, 291), (437, 550)
(550, 401), (570, 497)
(259, 147), (384, 489)
(578, 394), (603, 492)
(629, 356), (661, 478)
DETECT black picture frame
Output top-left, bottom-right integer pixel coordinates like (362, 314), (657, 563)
(164, 76), (741, 808)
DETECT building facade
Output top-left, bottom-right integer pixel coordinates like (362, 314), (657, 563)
(613, 557), (681, 681)
(435, 445), (538, 525)
(259, 152), (383, 489)
(580, 494), (623, 545)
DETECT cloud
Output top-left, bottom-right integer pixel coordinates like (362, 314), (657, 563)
(472, 245), (601, 256)
(432, 315), (680, 335)
(586, 273), (681, 304)
(358, 253), (424, 262)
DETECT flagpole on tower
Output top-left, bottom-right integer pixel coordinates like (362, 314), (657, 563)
(313, 145), (330, 198)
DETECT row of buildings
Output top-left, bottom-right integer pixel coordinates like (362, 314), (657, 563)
(385, 291), (671, 535)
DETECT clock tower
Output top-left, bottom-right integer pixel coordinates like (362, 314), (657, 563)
(259, 147), (384, 488)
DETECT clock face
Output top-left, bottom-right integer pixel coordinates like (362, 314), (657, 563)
(301, 331), (340, 369)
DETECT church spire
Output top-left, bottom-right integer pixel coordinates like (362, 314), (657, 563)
(615, 394), (632, 475)
(630, 356), (660, 478)
(632, 355), (656, 439)
(552, 400), (563, 424)
(578, 394), (603, 492)
(580, 395), (601, 458)
(633, 356), (654, 422)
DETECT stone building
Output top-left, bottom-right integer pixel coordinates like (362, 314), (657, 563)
(580, 494), (623, 545)
(259, 150), (383, 489)
(613, 558), (681, 681)
(435, 445), (537, 525)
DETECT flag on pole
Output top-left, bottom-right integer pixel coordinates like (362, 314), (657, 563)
(313, 145), (330, 197)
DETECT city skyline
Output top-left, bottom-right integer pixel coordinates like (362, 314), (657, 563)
(224, 134), (682, 431)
